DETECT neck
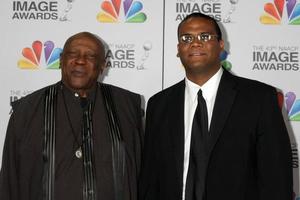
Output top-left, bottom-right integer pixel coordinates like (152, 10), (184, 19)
(76, 89), (89, 98)
(186, 66), (220, 86)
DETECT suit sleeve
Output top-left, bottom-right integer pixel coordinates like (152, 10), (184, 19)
(256, 87), (293, 200)
(138, 97), (159, 200)
(133, 94), (144, 179)
(0, 110), (20, 200)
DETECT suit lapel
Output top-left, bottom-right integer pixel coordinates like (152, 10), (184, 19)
(168, 80), (185, 186)
(207, 70), (237, 158)
(166, 72), (237, 187)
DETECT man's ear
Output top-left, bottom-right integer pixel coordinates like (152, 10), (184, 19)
(219, 39), (225, 51)
(98, 62), (106, 74)
(59, 57), (63, 69)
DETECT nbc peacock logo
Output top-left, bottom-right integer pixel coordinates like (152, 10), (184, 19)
(97, 0), (147, 23)
(260, 0), (300, 25)
(18, 40), (62, 69)
(278, 91), (300, 121)
(220, 50), (232, 71)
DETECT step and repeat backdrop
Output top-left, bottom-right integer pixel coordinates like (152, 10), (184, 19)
(0, 0), (299, 198)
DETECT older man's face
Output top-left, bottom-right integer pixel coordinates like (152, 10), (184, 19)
(60, 35), (104, 96)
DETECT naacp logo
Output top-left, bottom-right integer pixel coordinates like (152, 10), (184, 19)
(12, 0), (77, 21)
(175, 0), (240, 23)
(106, 42), (152, 70)
(252, 45), (299, 71)
(106, 43), (135, 69)
(12, 1), (59, 20)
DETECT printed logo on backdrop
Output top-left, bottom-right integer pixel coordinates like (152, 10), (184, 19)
(97, 0), (147, 23)
(9, 90), (33, 110)
(175, 0), (240, 23)
(291, 143), (300, 200)
(18, 40), (62, 69)
(277, 91), (300, 121)
(105, 41), (152, 70)
(291, 143), (299, 168)
(252, 45), (299, 71)
(220, 50), (232, 70)
(260, 0), (300, 25)
(12, 0), (76, 21)
(293, 193), (300, 200)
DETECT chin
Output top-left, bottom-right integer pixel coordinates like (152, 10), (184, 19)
(66, 81), (86, 90)
(68, 78), (87, 88)
(187, 64), (206, 71)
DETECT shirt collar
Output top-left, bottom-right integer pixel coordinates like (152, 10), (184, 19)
(185, 67), (223, 103)
(60, 81), (98, 104)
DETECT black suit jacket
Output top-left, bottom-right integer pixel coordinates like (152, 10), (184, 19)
(139, 69), (292, 200)
(0, 82), (143, 200)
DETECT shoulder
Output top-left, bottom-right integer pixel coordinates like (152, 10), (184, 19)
(11, 84), (56, 113)
(99, 82), (142, 106)
(12, 87), (47, 111)
(7, 83), (57, 139)
(149, 80), (184, 100)
(101, 83), (140, 97)
(236, 77), (276, 94)
(99, 83), (143, 124)
(148, 80), (184, 105)
(225, 70), (276, 94)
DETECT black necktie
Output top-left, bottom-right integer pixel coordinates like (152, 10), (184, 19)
(185, 89), (208, 200)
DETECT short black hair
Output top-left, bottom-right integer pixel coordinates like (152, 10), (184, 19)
(177, 12), (222, 41)
(62, 32), (105, 60)
(60, 32), (106, 71)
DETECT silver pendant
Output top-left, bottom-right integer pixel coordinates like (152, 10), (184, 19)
(75, 147), (82, 158)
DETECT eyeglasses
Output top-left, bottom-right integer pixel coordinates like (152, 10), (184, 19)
(179, 33), (219, 44)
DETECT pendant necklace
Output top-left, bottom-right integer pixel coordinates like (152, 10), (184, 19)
(75, 147), (82, 159)
(61, 84), (97, 159)
(61, 85), (83, 159)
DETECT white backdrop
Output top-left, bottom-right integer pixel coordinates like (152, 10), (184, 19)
(0, 0), (299, 198)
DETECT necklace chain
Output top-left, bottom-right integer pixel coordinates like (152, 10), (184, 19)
(60, 83), (98, 158)
(61, 87), (81, 149)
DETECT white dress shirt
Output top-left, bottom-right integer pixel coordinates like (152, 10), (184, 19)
(182, 67), (223, 200)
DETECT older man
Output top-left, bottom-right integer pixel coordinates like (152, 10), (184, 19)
(0, 32), (143, 200)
